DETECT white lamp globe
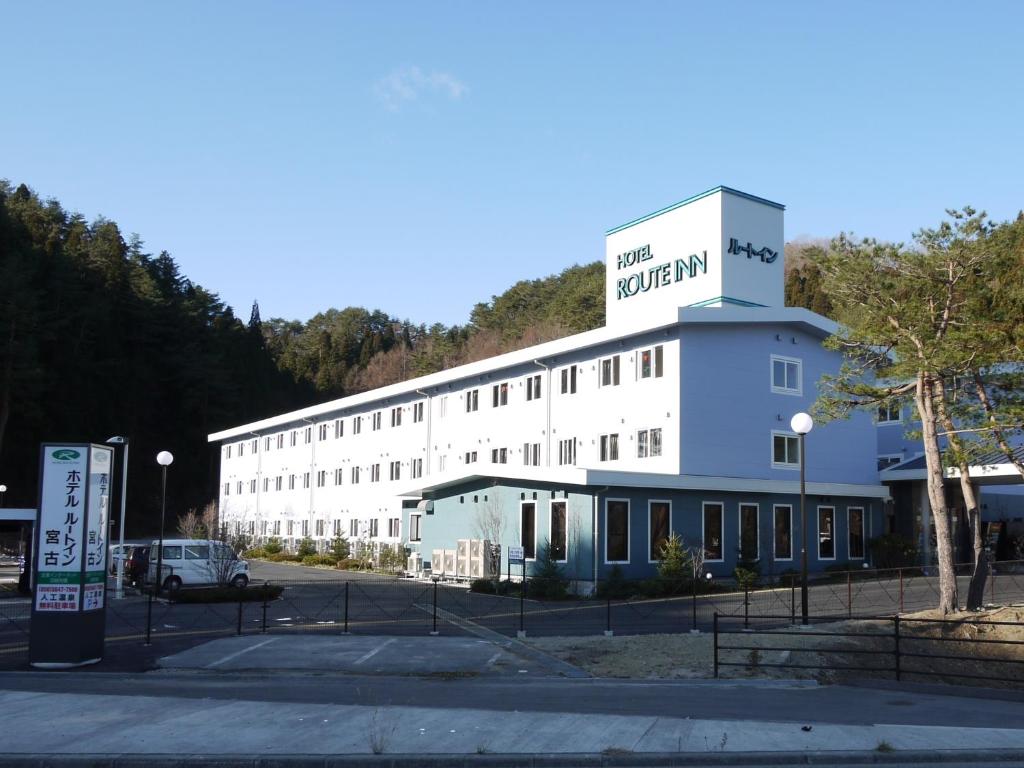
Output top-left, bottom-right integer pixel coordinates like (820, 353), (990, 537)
(156, 451), (174, 466)
(0, 485), (6, 493)
(790, 412), (814, 435)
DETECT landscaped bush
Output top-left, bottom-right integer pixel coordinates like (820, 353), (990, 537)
(263, 537), (283, 555)
(296, 537), (317, 558)
(170, 584), (284, 603)
(242, 547), (266, 560)
(870, 533), (917, 569)
(301, 554), (338, 567)
(733, 565), (760, 591)
(266, 551), (301, 562)
(329, 536), (350, 561)
(336, 557), (369, 570)
(470, 578), (515, 595)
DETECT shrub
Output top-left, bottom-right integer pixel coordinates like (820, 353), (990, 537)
(657, 533), (690, 581)
(528, 541), (569, 600)
(264, 537), (283, 555)
(470, 578), (515, 595)
(267, 551), (301, 563)
(242, 547), (266, 560)
(296, 537), (317, 558)
(870, 533), (917, 569)
(336, 557), (368, 570)
(596, 564), (631, 599)
(329, 536), (351, 562)
(734, 566), (759, 591)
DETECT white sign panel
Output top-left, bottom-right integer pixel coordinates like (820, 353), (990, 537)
(508, 545), (525, 563)
(36, 446), (88, 611)
(83, 446), (112, 611)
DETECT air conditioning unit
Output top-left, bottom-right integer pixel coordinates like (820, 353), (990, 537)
(443, 549), (456, 577)
(407, 552), (422, 576)
(469, 539), (493, 579)
(456, 539), (471, 578)
(432, 549), (446, 576)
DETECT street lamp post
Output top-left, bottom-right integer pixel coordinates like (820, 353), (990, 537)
(154, 451), (174, 594)
(106, 437), (129, 599)
(790, 412), (814, 625)
(0, 484), (6, 507)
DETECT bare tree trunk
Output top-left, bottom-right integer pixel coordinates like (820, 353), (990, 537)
(934, 380), (987, 609)
(916, 375), (959, 613)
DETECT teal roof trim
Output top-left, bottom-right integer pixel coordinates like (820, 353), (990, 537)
(686, 295), (768, 309)
(605, 186), (785, 236)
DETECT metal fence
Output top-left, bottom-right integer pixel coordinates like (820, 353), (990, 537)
(713, 611), (1024, 686)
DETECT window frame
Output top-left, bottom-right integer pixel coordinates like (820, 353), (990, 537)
(599, 355), (621, 387)
(817, 505), (836, 561)
(549, 500), (567, 563)
(520, 501), (537, 561)
(770, 354), (803, 396)
(738, 503), (760, 562)
(702, 501), (725, 562)
(771, 430), (801, 469)
(648, 500), (671, 564)
(847, 506), (866, 560)
(773, 504), (793, 561)
(877, 402), (902, 425)
(604, 498), (630, 564)
(560, 365), (577, 395)
(409, 514), (421, 542)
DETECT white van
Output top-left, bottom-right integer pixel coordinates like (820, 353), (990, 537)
(147, 539), (249, 590)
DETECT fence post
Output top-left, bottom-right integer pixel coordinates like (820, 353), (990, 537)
(343, 581), (350, 634)
(790, 575), (796, 625)
(989, 558), (995, 606)
(519, 569), (525, 638)
(893, 616), (901, 682)
(261, 582), (268, 634)
(144, 589), (153, 646)
(430, 578), (439, 636)
(605, 594), (612, 637)
(898, 568), (904, 613)
(743, 588), (749, 629)
(847, 572), (852, 618)
(236, 595), (243, 636)
(713, 613), (719, 678)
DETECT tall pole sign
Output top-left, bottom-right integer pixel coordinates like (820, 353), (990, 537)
(29, 443), (112, 668)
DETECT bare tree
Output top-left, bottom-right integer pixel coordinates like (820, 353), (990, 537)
(474, 492), (507, 582)
(177, 509), (202, 538)
(201, 502), (220, 540)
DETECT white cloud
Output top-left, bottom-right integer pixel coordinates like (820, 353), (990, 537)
(374, 66), (467, 111)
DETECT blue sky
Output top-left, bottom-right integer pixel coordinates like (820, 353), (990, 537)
(3, 1), (1022, 326)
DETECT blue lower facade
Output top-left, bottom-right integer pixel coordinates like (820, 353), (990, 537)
(405, 479), (884, 585)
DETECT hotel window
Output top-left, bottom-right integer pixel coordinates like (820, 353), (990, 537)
(523, 442), (540, 466)
(561, 366), (577, 394)
(265, 437), (272, 451)
(288, 474), (295, 490)
(389, 461), (401, 481)
(606, 500), (629, 563)
(250, 479), (257, 493)
(638, 345), (664, 379)
(410, 514), (421, 542)
(878, 454), (903, 470)
(301, 520), (309, 537)
(464, 451), (478, 464)
(225, 445), (232, 459)
(491, 447), (508, 464)
(351, 466), (360, 484)
(649, 501), (670, 562)
(636, 428), (662, 458)
(520, 502), (536, 560)
(371, 464), (381, 482)
(368, 519), (379, 538)
(316, 470), (327, 488)
(223, 482), (230, 496)
(818, 506), (836, 559)
(772, 431), (800, 468)
(599, 433), (619, 462)
(273, 520), (281, 536)
(599, 355), (621, 387)
(391, 407), (402, 427)
(275, 475), (282, 491)
(438, 455), (447, 472)
(388, 518), (400, 538)
(334, 419), (344, 439)
(492, 382), (509, 408)
(238, 442), (245, 457)
(466, 389), (479, 412)
(439, 396), (448, 418)
(251, 438), (258, 453)
(770, 355), (802, 395)
(558, 438), (576, 466)
(848, 507), (865, 559)
(353, 416), (362, 434)
(304, 427), (312, 444)
(774, 504), (793, 560)
(703, 502), (724, 561)
(236, 481), (242, 494)
(372, 412), (382, 431)
(290, 430), (297, 447)
(877, 402), (902, 424)
(276, 434), (284, 449)
(315, 520), (325, 537)
(303, 472), (310, 489)
(349, 519), (358, 537)
(334, 468), (343, 485)
(526, 374), (541, 401)
(333, 519), (342, 536)
(263, 478), (270, 492)
(739, 503), (759, 561)
(260, 521), (268, 536)
(410, 458), (423, 479)
(318, 423), (329, 440)
(413, 402), (424, 423)
(550, 501), (567, 561)
(286, 521), (294, 537)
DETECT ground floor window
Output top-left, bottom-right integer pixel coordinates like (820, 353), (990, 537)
(410, 514), (421, 542)
(649, 501), (670, 561)
(818, 506), (835, 559)
(848, 507), (865, 559)
(550, 501), (567, 561)
(702, 502), (724, 561)
(521, 502), (536, 560)
(773, 505), (792, 560)
(739, 503), (759, 561)
(606, 499), (629, 562)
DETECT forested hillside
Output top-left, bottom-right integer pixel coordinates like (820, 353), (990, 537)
(0, 180), (831, 533)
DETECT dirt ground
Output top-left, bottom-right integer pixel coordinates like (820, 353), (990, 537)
(525, 606), (1024, 687)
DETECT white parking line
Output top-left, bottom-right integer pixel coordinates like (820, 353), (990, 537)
(353, 637), (396, 665)
(205, 637), (278, 668)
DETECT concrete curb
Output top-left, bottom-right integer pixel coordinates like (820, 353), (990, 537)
(2, 751), (1023, 767)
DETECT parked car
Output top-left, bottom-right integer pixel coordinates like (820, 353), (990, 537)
(108, 544), (131, 575)
(125, 545), (150, 587)
(147, 539), (249, 591)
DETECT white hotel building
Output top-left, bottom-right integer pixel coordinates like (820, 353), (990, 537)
(210, 187), (888, 587)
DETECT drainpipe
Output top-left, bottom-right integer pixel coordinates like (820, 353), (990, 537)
(249, 431), (261, 541)
(533, 359), (551, 467)
(593, 486), (609, 588)
(302, 418), (316, 536)
(416, 389), (431, 477)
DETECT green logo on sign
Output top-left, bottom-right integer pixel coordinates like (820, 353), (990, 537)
(52, 449), (81, 461)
